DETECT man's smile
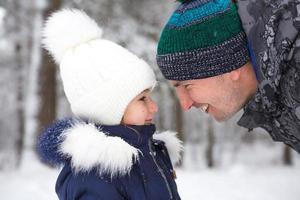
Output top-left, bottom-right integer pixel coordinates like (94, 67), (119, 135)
(199, 104), (209, 113)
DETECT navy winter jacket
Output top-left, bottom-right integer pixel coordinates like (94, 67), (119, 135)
(38, 118), (182, 200)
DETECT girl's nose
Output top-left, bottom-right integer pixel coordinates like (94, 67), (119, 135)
(148, 98), (158, 113)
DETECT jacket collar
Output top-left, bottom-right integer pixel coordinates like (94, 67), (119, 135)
(38, 118), (182, 177)
(95, 123), (156, 147)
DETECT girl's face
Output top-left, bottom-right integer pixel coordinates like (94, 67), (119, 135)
(122, 89), (158, 125)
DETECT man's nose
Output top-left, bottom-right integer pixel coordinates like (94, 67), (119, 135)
(177, 91), (193, 111)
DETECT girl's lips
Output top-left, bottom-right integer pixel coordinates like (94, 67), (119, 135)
(145, 119), (153, 124)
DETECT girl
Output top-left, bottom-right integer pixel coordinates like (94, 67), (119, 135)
(38, 9), (182, 200)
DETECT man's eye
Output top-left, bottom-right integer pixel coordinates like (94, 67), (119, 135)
(184, 84), (191, 89)
(173, 82), (180, 88)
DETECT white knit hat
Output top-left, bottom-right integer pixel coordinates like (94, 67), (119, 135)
(42, 9), (156, 125)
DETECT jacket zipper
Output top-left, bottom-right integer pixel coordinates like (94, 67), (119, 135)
(148, 139), (174, 200)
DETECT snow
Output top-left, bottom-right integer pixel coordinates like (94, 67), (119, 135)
(1, 149), (300, 200)
(0, 151), (58, 200)
(177, 166), (300, 200)
(0, 7), (7, 52)
(0, 7), (13, 58)
(0, 7), (5, 27)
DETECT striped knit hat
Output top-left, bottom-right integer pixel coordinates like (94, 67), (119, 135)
(156, 0), (250, 81)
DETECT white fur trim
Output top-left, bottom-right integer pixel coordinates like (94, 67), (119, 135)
(59, 122), (139, 177)
(42, 9), (103, 63)
(153, 131), (183, 165)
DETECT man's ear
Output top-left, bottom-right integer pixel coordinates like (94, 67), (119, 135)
(229, 68), (241, 81)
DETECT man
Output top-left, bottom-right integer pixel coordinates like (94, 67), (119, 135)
(156, 0), (300, 152)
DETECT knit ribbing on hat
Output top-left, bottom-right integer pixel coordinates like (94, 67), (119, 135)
(157, 32), (249, 80)
(156, 0), (250, 80)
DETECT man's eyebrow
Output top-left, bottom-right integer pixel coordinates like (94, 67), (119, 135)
(173, 81), (190, 87)
(173, 82), (181, 87)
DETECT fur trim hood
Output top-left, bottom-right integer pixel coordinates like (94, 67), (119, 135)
(38, 118), (183, 176)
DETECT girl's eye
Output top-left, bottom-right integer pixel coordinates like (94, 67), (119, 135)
(139, 96), (146, 101)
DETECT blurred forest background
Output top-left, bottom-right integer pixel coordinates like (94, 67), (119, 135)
(0, 0), (298, 172)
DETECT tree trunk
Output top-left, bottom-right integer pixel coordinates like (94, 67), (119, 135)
(283, 145), (292, 166)
(175, 97), (184, 142)
(37, 0), (61, 135)
(206, 117), (215, 168)
(15, 43), (25, 167)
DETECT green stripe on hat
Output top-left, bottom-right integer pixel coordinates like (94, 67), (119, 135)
(157, 3), (243, 55)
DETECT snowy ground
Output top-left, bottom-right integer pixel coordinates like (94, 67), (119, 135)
(177, 166), (300, 200)
(1, 150), (300, 200)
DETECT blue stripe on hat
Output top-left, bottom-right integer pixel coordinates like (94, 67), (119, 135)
(168, 0), (230, 27)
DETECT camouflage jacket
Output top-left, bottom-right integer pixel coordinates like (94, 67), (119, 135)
(236, 0), (300, 152)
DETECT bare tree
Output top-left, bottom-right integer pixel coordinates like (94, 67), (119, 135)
(283, 145), (292, 165)
(206, 117), (215, 168)
(36, 0), (62, 136)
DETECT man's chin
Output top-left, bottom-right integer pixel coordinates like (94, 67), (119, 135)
(213, 116), (226, 122)
(213, 112), (235, 122)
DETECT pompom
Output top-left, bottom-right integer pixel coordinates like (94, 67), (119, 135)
(42, 8), (103, 64)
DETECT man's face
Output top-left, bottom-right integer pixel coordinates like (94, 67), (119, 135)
(171, 73), (243, 122)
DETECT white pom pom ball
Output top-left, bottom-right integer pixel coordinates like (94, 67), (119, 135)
(42, 9), (103, 63)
